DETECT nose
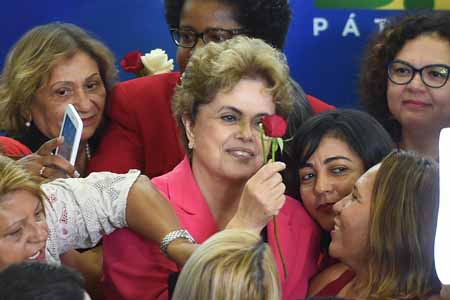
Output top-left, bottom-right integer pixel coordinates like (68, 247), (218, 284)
(333, 196), (346, 214)
(407, 71), (426, 90)
(28, 222), (48, 244)
(193, 38), (207, 51)
(314, 173), (332, 195)
(72, 89), (92, 113)
(237, 121), (254, 141)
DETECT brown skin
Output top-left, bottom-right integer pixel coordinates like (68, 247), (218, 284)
(387, 34), (450, 159)
(177, 0), (241, 73)
(18, 137), (78, 181)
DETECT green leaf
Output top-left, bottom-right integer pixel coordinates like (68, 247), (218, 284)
(272, 139), (279, 153)
(277, 138), (284, 153)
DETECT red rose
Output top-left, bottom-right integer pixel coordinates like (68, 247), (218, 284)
(261, 114), (287, 138)
(120, 51), (144, 73)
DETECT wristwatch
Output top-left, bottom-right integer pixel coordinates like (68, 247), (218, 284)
(160, 229), (196, 257)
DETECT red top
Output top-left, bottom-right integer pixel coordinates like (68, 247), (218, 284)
(0, 136), (32, 158)
(315, 268), (355, 297)
(88, 72), (335, 177)
(102, 157), (321, 300)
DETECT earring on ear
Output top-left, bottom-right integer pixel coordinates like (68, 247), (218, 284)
(188, 141), (194, 149)
(25, 120), (31, 127)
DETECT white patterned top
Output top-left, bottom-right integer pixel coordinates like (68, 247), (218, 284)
(41, 170), (140, 264)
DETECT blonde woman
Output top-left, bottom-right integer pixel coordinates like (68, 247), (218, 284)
(0, 155), (196, 296)
(173, 229), (280, 300)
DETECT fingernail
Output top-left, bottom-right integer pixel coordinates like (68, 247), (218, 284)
(74, 171), (80, 178)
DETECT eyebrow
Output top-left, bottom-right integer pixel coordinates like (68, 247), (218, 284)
(35, 199), (43, 213)
(217, 106), (270, 118)
(49, 72), (101, 89)
(218, 106), (242, 115)
(2, 217), (25, 234)
(178, 26), (231, 32)
(1, 198), (43, 233)
(302, 156), (352, 168)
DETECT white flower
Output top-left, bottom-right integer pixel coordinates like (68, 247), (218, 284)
(140, 49), (174, 75)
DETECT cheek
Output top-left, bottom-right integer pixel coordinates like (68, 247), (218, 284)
(91, 88), (107, 115)
(430, 86), (450, 107)
(386, 82), (401, 115)
(39, 221), (50, 238)
(176, 48), (191, 73)
(335, 176), (359, 200)
(300, 187), (317, 215)
(0, 240), (26, 269)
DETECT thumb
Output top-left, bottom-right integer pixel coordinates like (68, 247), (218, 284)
(36, 137), (64, 155)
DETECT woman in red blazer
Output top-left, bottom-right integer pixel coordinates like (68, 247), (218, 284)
(88, 0), (335, 177)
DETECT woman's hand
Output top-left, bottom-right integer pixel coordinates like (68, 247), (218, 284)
(18, 137), (78, 180)
(227, 161), (286, 233)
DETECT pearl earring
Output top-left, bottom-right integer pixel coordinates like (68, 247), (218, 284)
(188, 141), (194, 149)
(25, 120), (31, 127)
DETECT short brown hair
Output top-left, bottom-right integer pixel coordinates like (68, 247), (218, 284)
(0, 22), (117, 135)
(172, 35), (293, 151)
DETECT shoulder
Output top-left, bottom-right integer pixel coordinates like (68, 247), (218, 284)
(110, 71), (180, 102)
(306, 94), (336, 113)
(107, 72), (180, 122)
(308, 262), (349, 296)
(0, 136), (32, 157)
(151, 158), (189, 198)
(151, 173), (170, 197)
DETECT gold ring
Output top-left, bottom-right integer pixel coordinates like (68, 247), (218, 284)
(39, 166), (46, 177)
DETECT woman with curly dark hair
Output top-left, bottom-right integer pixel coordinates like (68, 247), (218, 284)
(88, 0), (334, 178)
(164, 0), (291, 73)
(360, 12), (450, 160)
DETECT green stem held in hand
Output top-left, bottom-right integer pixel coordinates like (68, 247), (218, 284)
(258, 124), (288, 279)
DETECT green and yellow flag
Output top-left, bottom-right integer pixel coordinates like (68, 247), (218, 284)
(315, 0), (450, 9)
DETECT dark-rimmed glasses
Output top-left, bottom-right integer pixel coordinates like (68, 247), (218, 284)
(170, 27), (247, 49)
(387, 59), (450, 88)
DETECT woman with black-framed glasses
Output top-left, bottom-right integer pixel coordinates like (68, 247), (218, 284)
(87, 0), (335, 180)
(361, 11), (450, 160)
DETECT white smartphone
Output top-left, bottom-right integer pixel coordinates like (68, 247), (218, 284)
(55, 104), (83, 165)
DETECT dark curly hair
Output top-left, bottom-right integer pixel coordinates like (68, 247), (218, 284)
(360, 11), (450, 143)
(164, 0), (291, 50)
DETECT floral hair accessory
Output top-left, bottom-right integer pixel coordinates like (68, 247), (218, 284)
(259, 114), (288, 279)
(120, 49), (174, 77)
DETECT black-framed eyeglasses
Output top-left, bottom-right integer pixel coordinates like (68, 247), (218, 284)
(169, 27), (247, 49)
(387, 59), (450, 88)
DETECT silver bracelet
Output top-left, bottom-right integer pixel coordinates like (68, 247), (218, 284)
(160, 229), (196, 257)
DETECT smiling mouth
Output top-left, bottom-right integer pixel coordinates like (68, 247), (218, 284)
(317, 203), (335, 213)
(226, 148), (255, 159)
(403, 100), (431, 107)
(28, 250), (41, 260)
(27, 248), (46, 261)
(82, 115), (98, 125)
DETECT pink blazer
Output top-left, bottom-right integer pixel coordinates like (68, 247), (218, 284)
(102, 157), (320, 300)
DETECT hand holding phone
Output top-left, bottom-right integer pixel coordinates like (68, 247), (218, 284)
(55, 104), (83, 165)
